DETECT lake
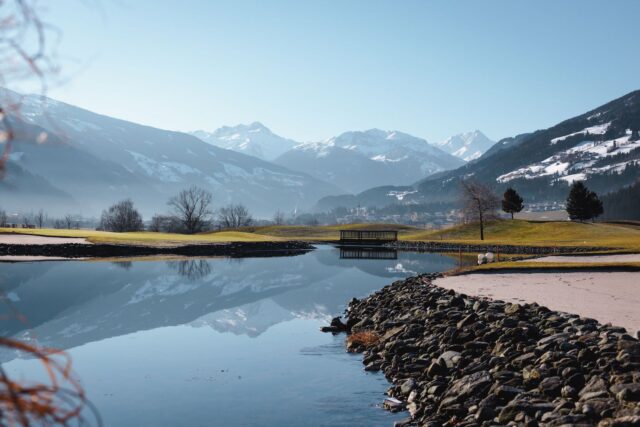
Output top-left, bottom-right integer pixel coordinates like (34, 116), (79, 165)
(0, 245), (462, 426)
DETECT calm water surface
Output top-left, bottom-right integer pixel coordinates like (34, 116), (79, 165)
(0, 246), (460, 426)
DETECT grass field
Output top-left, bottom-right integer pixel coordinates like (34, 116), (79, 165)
(403, 220), (640, 252)
(1, 220), (639, 252)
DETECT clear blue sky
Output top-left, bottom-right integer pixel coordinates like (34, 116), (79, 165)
(40, 0), (640, 143)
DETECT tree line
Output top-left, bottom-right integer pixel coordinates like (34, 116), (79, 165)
(96, 186), (255, 233)
(600, 180), (640, 221)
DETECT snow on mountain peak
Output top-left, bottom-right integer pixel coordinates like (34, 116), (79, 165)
(435, 130), (495, 161)
(190, 122), (297, 161)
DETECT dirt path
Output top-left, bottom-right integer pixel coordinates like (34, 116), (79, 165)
(435, 271), (640, 336)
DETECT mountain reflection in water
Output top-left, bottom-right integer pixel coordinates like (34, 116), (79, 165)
(0, 245), (462, 427)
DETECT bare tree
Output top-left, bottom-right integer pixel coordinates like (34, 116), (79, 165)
(460, 180), (499, 240)
(218, 204), (253, 229)
(21, 212), (32, 226)
(168, 186), (213, 234)
(148, 214), (184, 233)
(63, 214), (75, 229)
(34, 209), (46, 228)
(99, 199), (144, 232)
(273, 210), (285, 225)
(0, 209), (7, 227)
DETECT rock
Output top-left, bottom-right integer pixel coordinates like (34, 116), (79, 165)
(539, 376), (563, 397)
(598, 416), (640, 427)
(494, 385), (524, 401)
(505, 303), (521, 316)
(427, 361), (448, 378)
(400, 378), (416, 396)
(442, 371), (492, 402)
(474, 405), (495, 422)
(610, 383), (640, 402)
(562, 385), (578, 399)
(383, 397), (404, 412)
(437, 351), (462, 369)
(393, 417), (413, 427)
(320, 316), (349, 333)
(580, 376), (608, 398)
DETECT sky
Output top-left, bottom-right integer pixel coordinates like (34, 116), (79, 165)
(30, 0), (640, 143)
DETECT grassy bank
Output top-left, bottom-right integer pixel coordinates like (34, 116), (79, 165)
(0, 228), (280, 245)
(2, 220), (639, 253)
(403, 220), (640, 252)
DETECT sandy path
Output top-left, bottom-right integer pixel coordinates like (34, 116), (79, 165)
(524, 254), (640, 263)
(435, 272), (640, 336)
(0, 234), (92, 245)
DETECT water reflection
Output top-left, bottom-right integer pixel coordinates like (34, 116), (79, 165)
(0, 246), (464, 426)
(0, 247), (461, 357)
(167, 259), (212, 280)
(339, 247), (398, 260)
(112, 261), (133, 270)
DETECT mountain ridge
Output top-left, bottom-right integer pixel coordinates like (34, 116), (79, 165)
(316, 89), (640, 211)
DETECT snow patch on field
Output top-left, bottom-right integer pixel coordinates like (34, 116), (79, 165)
(550, 122), (611, 145)
(498, 133), (640, 184)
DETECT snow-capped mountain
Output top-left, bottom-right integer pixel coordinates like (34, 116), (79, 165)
(275, 129), (464, 193)
(191, 122), (297, 161)
(316, 90), (640, 210)
(435, 130), (495, 161)
(0, 90), (343, 216)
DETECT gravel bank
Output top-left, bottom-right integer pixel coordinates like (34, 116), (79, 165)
(337, 274), (640, 426)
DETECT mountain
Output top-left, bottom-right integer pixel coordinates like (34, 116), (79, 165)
(316, 90), (640, 210)
(435, 130), (495, 161)
(0, 91), (343, 217)
(275, 129), (464, 194)
(191, 122), (297, 161)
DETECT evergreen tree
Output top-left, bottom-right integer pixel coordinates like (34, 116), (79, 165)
(566, 182), (603, 222)
(588, 191), (604, 220)
(501, 187), (524, 219)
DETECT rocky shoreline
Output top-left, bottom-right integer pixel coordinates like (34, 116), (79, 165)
(0, 241), (314, 259)
(326, 274), (640, 426)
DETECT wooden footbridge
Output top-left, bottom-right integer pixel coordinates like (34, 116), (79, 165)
(339, 229), (398, 246)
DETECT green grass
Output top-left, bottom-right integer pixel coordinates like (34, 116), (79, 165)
(402, 219), (640, 252)
(0, 228), (280, 245)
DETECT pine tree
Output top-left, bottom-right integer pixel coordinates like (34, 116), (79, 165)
(566, 182), (603, 221)
(501, 187), (524, 219)
(588, 191), (603, 221)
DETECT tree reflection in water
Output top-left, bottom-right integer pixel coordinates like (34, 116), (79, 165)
(166, 259), (212, 280)
(111, 261), (133, 270)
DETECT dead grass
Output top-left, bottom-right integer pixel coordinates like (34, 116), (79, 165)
(347, 331), (380, 349)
